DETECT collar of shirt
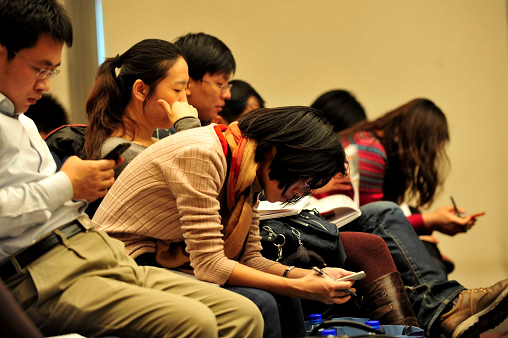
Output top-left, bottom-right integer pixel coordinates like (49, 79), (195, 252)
(0, 92), (15, 117)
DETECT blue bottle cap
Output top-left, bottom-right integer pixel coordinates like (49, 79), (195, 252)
(309, 313), (322, 324)
(321, 328), (337, 336)
(365, 320), (380, 329)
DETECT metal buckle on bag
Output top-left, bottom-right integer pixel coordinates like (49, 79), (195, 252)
(262, 225), (286, 262)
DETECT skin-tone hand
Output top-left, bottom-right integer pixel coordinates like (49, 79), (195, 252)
(60, 156), (122, 202)
(294, 270), (356, 304)
(227, 264), (355, 305)
(313, 173), (351, 195)
(157, 100), (198, 127)
(422, 205), (478, 236)
(419, 234), (440, 244)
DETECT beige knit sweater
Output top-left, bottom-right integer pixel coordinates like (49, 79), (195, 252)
(93, 125), (275, 285)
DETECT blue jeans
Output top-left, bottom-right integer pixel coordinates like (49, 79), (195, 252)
(223, 286), (306, 338)
(222, 286), (282, 338)
(340, 202), (464, 333)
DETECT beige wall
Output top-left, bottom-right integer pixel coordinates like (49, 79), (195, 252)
(60, 1), (508, 287)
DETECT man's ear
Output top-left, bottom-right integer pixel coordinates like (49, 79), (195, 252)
(188, 78), (200, 98)
(132, 79), (148, 103)
(263, 146), (277, 162)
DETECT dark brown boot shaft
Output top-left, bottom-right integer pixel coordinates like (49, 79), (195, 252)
(361, 271), (419, 327)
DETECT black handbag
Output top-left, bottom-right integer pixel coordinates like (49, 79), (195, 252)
(259, 209), (347, 269)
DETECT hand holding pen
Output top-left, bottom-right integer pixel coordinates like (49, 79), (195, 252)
(450, 196), (485, 233)
(312, 266), (358, 297)
(450, 196), (468, 233)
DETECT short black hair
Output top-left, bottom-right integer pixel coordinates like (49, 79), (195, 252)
(311, 90), (367, 132)
(24, 94), (69, 135)
(174, 32), (235, 80)
(238, 106), (347, 203)
(220, 80), (265, 124)
(0, 0), (73, 59)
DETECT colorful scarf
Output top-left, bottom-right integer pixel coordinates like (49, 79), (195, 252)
(156, 123), (258, 268)
(215, 122), (259, 259)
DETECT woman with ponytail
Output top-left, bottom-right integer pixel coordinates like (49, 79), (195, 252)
(84, 39), (200, 178)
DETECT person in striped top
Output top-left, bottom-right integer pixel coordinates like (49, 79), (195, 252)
(319, 98), (477, 236)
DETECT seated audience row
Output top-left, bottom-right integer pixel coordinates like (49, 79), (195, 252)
(83, 37), (418, 337)
(0, 2), (262, 337)
(1, 1), (507, 338)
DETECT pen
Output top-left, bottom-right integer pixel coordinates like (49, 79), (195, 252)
(312, 266), (357, 297)
(450, 196), (468, 233)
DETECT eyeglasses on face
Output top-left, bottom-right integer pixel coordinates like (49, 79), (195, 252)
(201, 79), (232, 94)
(291, 180), (313, 196)
(13, 51), (60, 80)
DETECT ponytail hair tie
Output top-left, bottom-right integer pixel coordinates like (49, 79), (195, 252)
(113, 54), (122, 68)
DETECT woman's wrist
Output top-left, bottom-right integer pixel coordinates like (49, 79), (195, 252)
(283, 265), (295, 278)
(421, 211), (436, 232)
(284, 266), (312, 279)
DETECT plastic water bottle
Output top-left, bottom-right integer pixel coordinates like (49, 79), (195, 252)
(365, 320), (380, 329)
(308, 313), (323, 333)
(321, 328), (338, 337)
(365, 320), (381, 335)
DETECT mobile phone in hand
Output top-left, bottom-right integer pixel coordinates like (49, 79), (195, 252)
(335, 271), (366, 282)
(102, 143), (131, 161)
(469, 212), (485, 219)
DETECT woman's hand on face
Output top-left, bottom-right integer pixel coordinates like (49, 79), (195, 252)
(293, 268), (355, 304)
(158, 100), (198, 126)
(422, 205), (477, 236)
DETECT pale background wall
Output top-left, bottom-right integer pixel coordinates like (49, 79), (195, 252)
(52, 0), (508, 309)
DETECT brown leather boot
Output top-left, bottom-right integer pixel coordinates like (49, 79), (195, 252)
(439, 278), (508, 338)
(361, 271), (419, 327)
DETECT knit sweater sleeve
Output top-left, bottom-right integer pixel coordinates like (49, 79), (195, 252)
(163, 140), (239, 285)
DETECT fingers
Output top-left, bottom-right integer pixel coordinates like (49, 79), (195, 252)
(96, 175), (115, 189)
(160, 101), (199, 125)
(419, 235), (440, 244)
(172, 101), (198, 118)
(94, 159), (117, 170)
(329, 287), (356, 304)
(115, 156), (124, 168)
(157, 99), (172, 114)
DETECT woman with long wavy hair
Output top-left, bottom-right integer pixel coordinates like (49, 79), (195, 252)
(324, 98), (478, 238)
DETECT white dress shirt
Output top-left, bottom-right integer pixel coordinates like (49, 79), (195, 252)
(0, 92), (86, 262)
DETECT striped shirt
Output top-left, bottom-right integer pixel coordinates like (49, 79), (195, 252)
(342, 131), (388, 206)
(341, 131), (425, 232)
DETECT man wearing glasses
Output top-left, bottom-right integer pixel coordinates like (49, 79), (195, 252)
(175, 32), (235, 125)
(0, 1), (263, 337)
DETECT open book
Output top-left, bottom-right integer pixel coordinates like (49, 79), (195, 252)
(258, 194), (361, 228)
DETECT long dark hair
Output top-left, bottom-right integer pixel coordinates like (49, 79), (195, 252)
(238, 106), (347, 202)
(84, 39), (183, 160)
(340, 98), (449, 207)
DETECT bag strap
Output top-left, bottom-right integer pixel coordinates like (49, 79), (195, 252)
(309, 319), (385, 336)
